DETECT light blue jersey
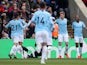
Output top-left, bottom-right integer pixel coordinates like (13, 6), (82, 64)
(31, 10), (53, 33)
(56, 18), (68, 34)
(47, 20), (54, 38)
(72, 21), (86, 37)
(5, 19), (25, 37)
(18, 18), (27, 35)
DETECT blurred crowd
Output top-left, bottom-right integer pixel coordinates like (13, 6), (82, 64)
(0, 0), (70, 39)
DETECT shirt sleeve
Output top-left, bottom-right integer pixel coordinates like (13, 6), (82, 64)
(22, 19), (27, 25)
(20, 20), (32, 29)
(82, 22), (86, 28)
(31, 13), (37, 24)
(5, 22), (11, 28)
(49, 16), (54, 32)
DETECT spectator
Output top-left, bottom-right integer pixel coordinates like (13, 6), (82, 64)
(45, 0), (51, 6)
(8, 3), (19, 20)
(21, 5), (29, 20)
(50, 0), (58, 17)
(28, 0), (37, 13)
(1, 30), (9, 39)
(20, 1), (30, 12)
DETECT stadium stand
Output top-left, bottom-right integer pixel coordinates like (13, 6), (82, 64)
(69, 0), (87, 37)
(0, 0), (71, 39)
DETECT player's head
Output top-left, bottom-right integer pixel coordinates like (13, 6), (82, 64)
(75, 15), (80, 22)
(18, 11), (22, 18)
(59, 11), (65, 19)
(40, 2), (46, 9)
(46, 6), (52, 14)
(13, 12), (19, 19)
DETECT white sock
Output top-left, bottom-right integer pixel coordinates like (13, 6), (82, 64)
(47, 46), (52, 58)
(41, 46), (47, 62)
(79, 47), (82, 56)
(17, 45), (23, 57)
(58, 46), (62, 56)
(36, 44), (42, 53)
(76, 48), (80, 56)
(10, 45), (17, 56)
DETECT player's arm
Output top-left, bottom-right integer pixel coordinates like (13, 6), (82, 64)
(49, 16), (55, 32)
(3, 21), (10, 29)
(22, 12), (37, 28)
(19, 20), (31, 29)
(82, 22), (87, 30)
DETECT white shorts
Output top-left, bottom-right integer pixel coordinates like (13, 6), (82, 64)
(47, 37), (52, 45)
(19, 35), (24, 42)
(74, 36), (83, 43)
(11, 36), (20, 43)
(35, 31), (49, 44)
(58, 34), (69, 42)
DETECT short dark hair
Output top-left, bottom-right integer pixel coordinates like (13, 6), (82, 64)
(40, 2), (46, 8)
(59, 11), (65, 15)
(13, 12), (19, 19)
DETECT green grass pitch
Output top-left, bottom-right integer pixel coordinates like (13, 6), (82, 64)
(0, 58), (87, 65)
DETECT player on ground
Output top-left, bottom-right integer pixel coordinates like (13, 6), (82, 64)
(72, 15), (87, 58)
(30, 2), (53, 64)
(56, 11), (69, 58)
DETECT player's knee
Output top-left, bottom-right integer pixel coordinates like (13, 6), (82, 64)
(36, 43), (42, 53)
(80, 43), (83, 47)
(76, 43), (78, 47)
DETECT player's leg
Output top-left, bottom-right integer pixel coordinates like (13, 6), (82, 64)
(75, 37), (80, 58)
(64, 34), (69, 58)
(41, 43), (47, 64)
(46, 37), (52, 59)
(18, 35), (28, 58)
(41, 31), (48, 64)
(35, 32), (42, 54)
(19, 35), (28, 52)
(9, 36), (19, 59)
(58, 34), (63, 58)
(29, 32), (42, 58)
(79, 37), (83, 58)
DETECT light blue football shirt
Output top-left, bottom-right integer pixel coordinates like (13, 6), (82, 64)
(56, 18), (68, 34)
(47, 20), (54, 38)
(5, 19), (25, 37)
(18, 18), (27, 35)
(72, 21), (86, 37)
(31, 10), (53, 33)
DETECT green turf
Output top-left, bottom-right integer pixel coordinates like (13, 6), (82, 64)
(0, 59), (87, 65)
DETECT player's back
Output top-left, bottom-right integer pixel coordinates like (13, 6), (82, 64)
(5, 19), (23, 36)
(32, 10), (52, 32)
(18, 18), (27, 35)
